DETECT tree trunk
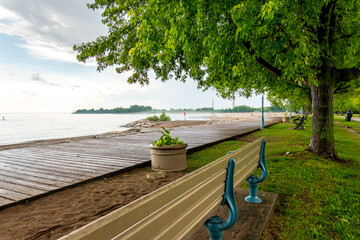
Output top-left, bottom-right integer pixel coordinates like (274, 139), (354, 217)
(308, 71), (339, 160)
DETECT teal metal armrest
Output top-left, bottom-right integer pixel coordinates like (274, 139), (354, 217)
(204, 158), (237, 240)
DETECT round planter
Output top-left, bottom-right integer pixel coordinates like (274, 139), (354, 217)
(282, 117), (290, 123)
(150, 143), (188, 172)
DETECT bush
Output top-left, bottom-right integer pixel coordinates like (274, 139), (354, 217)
(159, 112), (171, 121)
(147, 115), (159, 121)
(147, 112), (171, 122)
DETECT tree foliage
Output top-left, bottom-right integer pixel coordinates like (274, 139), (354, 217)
(74, 105), (152, 114)
(334, 88), (360, 114)
(75, 0), (360, 159)
(76, 0), (359, 95)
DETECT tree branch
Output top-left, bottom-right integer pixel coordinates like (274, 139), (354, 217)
(335, 67), (360, 83)
(339, 34), (354, 39)
(334, 82), (351, 94)
(243, 41), (282, 77)
(242, 41), (311, 91)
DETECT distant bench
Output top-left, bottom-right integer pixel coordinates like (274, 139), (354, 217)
(293, 114), (309, 130)
(60, 138), (268, 240)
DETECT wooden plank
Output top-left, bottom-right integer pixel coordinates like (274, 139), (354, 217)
(0, 151), (123, 171)
(0, 155), (117, 173)
(0, 197), (14, 206)
(0, 158), (98, 178)
(67, 140), (152, 148)
(0, 188), (31, 201)
(33, 146), (151, 160)
(0, 170), (68, 187)
(0, 156), (108, 176)
(0, 165), (82, 183)
(0, 181), (42, 198)
(0, 162), (88, 181)
(14, 148), (146, 165)
(0, 175), (56, 191)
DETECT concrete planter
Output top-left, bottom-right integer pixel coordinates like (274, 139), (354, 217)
(282, 117), (290, 123)
(150, 143), (188, 171)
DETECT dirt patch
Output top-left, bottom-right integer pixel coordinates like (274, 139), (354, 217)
(335, 121), (360, 136)
(190, 189), (277, 240)
(0, 167), (186, 240)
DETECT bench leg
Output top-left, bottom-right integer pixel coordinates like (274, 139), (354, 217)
(205, 216), (225, 240)
(245, 175), (262, 203)
(245, 139), (267, 204)
(204, 158), (237, 240)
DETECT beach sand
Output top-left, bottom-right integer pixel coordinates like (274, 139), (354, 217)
(0, 113), (284, 239)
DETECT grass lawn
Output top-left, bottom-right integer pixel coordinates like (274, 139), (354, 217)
(186, 118), (360, 239)
(334, 116), (360, 135)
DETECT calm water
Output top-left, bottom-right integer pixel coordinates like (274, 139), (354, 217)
(0, 113), (212, 146)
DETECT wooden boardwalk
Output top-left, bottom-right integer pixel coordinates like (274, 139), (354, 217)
(0, 117), (280, 209)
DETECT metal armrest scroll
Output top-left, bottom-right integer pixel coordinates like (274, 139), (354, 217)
(245, 139), (267, 203)
(204, 158), (237, 240)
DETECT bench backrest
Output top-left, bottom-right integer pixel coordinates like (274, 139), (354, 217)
(60, 138), (264, 240)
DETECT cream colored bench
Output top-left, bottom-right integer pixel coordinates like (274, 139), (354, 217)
(60, 138), (267, 240)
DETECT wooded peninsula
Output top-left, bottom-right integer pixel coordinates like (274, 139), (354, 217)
(73, 105), (287, 114)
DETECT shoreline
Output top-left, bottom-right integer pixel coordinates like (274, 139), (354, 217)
(0, 112), (288, 150)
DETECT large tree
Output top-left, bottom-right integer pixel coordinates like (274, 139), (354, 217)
(75, 0), (360, 159)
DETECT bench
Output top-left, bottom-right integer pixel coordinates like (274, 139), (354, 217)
(60, 138), (268, 240)
(293, 114), (309, 130)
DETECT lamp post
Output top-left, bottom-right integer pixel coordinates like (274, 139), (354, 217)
(289, 99), (292, 119)
(261, 95), (264, 130)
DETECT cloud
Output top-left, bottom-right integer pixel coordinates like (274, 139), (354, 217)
(30, 72), (63, 87)
(30, 72), (44, 82)
(0, 0), (107, 63)
(0, 64), (14, 75)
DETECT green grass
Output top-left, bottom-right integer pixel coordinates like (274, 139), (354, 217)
(186, 118), (360, 239)
(186, 141), (248, 172)
(334, 116), (360, 134)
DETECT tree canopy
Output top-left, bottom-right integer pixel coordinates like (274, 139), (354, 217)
(75, 0), (360, 159)
(334, 88), (360, 113)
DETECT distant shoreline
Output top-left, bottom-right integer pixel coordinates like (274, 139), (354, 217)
(73, 104), (286, 114)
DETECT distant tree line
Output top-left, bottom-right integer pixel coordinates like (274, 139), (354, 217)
(74, 105), (152, 114)
(74, 105), (286, 114)
(166, 105), (286, 113)
(220, 105), (286, 113)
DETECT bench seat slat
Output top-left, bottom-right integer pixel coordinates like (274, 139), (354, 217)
(115, 167), (228, 239)
(153, 152), (261, 240)
(60, 138), (263, 240)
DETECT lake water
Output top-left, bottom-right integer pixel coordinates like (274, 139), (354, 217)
(0, 113), (212, 146)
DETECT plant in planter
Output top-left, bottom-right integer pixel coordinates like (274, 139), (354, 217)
(150, 128), (188, 171)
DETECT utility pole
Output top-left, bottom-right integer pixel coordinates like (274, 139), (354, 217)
(232, 93), (235, 109)
(212, 97), (214, 114)
(261, 95), (264, 130)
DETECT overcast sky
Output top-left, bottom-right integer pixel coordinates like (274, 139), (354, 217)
(0, 0), (270, 113)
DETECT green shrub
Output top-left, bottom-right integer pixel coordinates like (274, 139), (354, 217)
(147, 112), (171, 122)
(159, 112), (171, 121)
(146, 115), (159, 121)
